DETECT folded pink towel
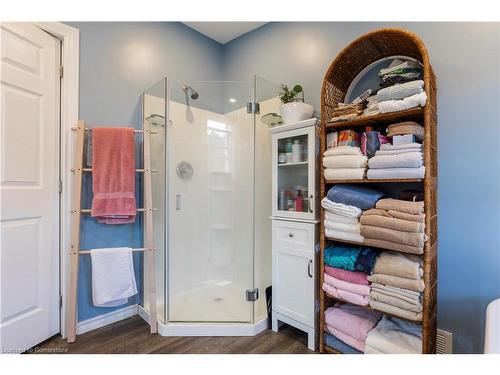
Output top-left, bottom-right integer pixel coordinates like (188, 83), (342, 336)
(322, 282), (370, 306)
(324, 273), (371, 296)
(326, 325), (365, 352)
(325, 265), (369, 285)
(91, 128), (136, 224)
(324, 303), (382, 343)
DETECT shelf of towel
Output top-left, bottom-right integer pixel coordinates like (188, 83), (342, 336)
(324, 108), (424, 131)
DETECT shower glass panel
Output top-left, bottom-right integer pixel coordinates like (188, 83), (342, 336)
(167, 81), (255, 323)
(143, 78), (167, 324)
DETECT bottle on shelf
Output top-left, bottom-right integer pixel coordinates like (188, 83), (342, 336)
(285, 139), (293, 163)
(295, 189), (303, 212)
(292, 139), (302, 163)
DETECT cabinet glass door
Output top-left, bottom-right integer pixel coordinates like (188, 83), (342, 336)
(273, 126), (315, 220)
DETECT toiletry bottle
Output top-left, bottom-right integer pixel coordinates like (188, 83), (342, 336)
(292, 139), (301, 163)
(295, 190), (303, 212)
(285, 139), (293, 163)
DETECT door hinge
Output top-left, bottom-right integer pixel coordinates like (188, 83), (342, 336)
(59, 65), (64, 78)
(246, 102), (260, 114)
(246, 288), (259, 302)
(59, 294), (63, 309)
(59, 179), (62, 194)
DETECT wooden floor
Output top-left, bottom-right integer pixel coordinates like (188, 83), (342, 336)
(31, 316), (315, 354)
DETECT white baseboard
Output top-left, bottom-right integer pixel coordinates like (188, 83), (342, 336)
(138, 305), (269, 336)
(77, 304), (138, 335)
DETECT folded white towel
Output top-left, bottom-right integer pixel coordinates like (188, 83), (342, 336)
(325, 211), (359, 225)
(368, 152), (423, 169)
(323, 154), (367, 169)
(325, 228), (364, 243)
(323, 146), (362, 156)
(324, 220), (361, 234)
(324, 168), (365, 180)
(380, 142), (422, 151)
(375, 148), (421, 156)
(367, 166), (425, 179)
(378, 92), (427, 114)
(365, 315), (422, 354)
(321, 197), (362, 218)
(91, 247), (138, 307)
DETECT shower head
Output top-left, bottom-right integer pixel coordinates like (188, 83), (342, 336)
(182, 85), (199, 100)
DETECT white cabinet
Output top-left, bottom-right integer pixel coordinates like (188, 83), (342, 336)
(270, 118), (318, 221)
(269, 119), (319, 351)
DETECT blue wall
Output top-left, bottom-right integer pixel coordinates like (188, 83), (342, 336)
(224, 22), (500, 353)
(67, 22), (223, 322)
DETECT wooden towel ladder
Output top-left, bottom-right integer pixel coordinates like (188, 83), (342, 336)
(65, 120), (158, 343)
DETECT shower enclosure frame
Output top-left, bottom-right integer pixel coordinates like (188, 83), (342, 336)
(139, 76), (276, 336)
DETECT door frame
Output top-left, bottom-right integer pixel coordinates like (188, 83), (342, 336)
(35, 22), (79, 339)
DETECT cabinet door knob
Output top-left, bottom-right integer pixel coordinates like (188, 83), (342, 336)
(288, 232), (294, 238)
(308, 259), (313, 278)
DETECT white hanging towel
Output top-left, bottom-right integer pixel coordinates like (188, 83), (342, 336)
(91, 247), (138, 307)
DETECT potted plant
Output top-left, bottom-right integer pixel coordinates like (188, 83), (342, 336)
(278, 84), (314, 124)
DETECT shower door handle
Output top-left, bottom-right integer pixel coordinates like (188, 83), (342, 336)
(176, 194), (181, 210)
(307, 259), (313, 278)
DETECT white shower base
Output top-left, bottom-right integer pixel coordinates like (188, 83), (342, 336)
(138, 282), (269, 336)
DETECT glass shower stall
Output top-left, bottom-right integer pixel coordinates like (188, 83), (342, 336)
(142, 77), (280, 334)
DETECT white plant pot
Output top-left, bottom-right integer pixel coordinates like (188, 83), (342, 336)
(279, 102), (314, 124)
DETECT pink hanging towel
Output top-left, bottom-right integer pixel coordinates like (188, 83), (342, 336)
(91, 127), (136, 224)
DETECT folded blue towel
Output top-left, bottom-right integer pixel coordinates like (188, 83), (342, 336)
(324, 332), (362, 354)
(327, 184), (384, 210)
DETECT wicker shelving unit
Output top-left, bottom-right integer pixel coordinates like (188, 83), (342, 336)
(319, 28), (438, 354)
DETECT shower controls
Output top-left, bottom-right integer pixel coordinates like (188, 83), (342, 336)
(176, 161), (193, 180)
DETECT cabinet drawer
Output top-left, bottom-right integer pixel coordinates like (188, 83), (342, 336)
(272, 220), (315, 252)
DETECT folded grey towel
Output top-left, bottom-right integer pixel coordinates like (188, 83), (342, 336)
(377, 80), (424, 102)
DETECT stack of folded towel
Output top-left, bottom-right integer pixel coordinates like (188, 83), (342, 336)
(322, 184), (384, 242)
(323, 245), (379, 306)
(376, 80), (427, 114)
(379, 59), (423, 88)
(365, 315), (422, 353)
(329, 102), (365, 122)
(367, 142), (425, 179)
(363, 95), (379, 117)
(324, 303), (382, 353)
(360, 198), (427, 255)
(323, 146), (367, 180)
(323, 263), (371, 307)
(322, 198), (363, 242)
(367, 251), (425, 321)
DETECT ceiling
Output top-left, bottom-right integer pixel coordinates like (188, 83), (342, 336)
(183, 22), (267, 44)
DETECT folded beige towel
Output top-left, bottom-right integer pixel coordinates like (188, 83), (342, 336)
(363, 208), (425, 223)
(360, 214), (424, 233)
(386, 121), (424, 141)
(360, 225), (426, 248)
(371, 284), (422, 305)
(369, 291), (423, 313)
(369, 300), (423, 321)
(368, 273), (425, 292)
(376, 198), (424, 215)
(372, 252), (423, 279)
(363, 238), (424, 255)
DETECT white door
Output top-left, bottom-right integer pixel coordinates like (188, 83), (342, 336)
(0, 22), (61, 352)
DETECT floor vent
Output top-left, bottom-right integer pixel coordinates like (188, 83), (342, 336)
(436, 329), (453, 354)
